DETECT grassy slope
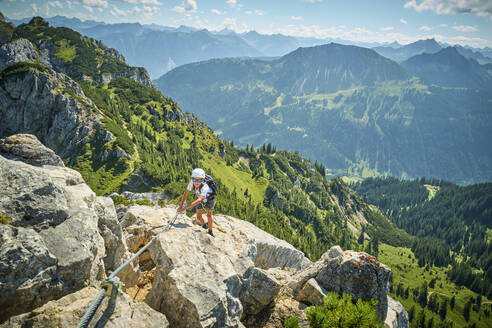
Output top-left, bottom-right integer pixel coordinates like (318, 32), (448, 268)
(379, 243), (492, 327)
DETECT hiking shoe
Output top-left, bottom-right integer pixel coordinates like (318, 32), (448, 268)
(208, 229), (214, 237)
(202, 223), (208, 229)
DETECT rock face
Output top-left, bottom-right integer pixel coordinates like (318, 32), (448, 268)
(385, 296), (410, 328)
(0, 38), (45, 68)
(0, 134), (64, 167)
(0, 137), (408, 327)
(0, 63), (101, 158)
(315, 251), (391, 319)
(116, 205), (406, 327)
(118, 207), (310, 328)
(0, 153), (126, 322)
(1, 286), (168, 328)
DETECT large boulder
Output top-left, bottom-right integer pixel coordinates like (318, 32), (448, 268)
(117, 207), (310, 328)
(0, 286), (168, 328)
(385, 296), (409, 328)
(240, 266), (282, 315)
(0, 153), (127, 322)
(314, 250), (391, 320)
(0, 134), (64, 167)
(0, 38), (46, 69)
(288, 245), (392, 321)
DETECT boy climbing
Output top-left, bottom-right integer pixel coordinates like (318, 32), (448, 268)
(177, 168), (217, 237)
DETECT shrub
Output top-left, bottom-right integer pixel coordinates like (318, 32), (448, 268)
(305, 292), (383, 328)
(284, 316), (300, 328)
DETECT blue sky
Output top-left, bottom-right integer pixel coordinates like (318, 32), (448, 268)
(2, 0), (492, 47)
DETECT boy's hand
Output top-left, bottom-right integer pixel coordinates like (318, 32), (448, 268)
(177, 206), (185, 213)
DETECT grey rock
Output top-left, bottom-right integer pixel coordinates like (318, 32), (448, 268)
(115, 149), (131, 159)
(327, 245), (343, 258)
(0, 225), (60, 323)
(94, 197), (127, 273)
(0, 64), (101, 159)
(1, 286), (168, 328)
(0, 38), (40, 68)
(111, 191), (167, 207)
(121, 208), (309, 328)
(0, 134), (64, 167)
(296, 278), (327, 306)
(0, 155), (125, 322)
(315, 251), (391, 320)
(240, 266), (281, 315)
(385, 296), (409, 328)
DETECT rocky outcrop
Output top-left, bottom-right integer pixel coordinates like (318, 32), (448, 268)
(286, 245), (392, 320)
(385, 296), (410, 328)
(0, 134), (64, 167)
(0, 64), (101, 158)
(0, 136), (407, 327)
(0, 154), (127, 322)
(101, 66), (153, 88)
(116, 205), (405, 327)
(0, 38), (46, 68)
(0, 286), (168, 328)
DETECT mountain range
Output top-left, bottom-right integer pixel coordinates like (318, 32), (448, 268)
(8, 15), (492, 78)
(373, 38), (492, 64)
(156, 42), (492, 184)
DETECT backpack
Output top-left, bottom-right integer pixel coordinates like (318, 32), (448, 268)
(200, 174), (218, 196)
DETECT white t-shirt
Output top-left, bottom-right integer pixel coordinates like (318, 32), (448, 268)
(187, 181), (212, 201)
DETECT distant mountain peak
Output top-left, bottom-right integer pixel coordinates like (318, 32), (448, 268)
(28, 16), (48, 27)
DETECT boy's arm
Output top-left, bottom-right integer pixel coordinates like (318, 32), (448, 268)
(178, 190), (190, 211)
(182, 195), (204, 211)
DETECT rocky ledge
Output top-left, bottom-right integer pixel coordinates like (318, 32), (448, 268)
(0, 137), (408, 327)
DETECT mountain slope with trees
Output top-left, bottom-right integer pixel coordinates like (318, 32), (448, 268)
(352, 177), (492, 299)
(0, 15), (409, 263)
(401, 47), (492, 90)
(156, 45), (492, 184)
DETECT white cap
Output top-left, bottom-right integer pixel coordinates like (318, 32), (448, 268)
(191, 168), (205, 179)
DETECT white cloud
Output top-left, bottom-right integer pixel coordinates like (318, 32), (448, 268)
(48, 1), (63, 8)
(304, 0), (323, 2)
(131, 5), (159, 13)
(381, 26), (394, 31)
(31, 3), (39, 13)
(245, 10), (253, 14)
(404, 0), (492, 18)
(400, 18), (407, 24)
(184, 0), (197, 11)
(80, 0), (108, 8)
(211, 9), (226, 15)
(84, 5), (94, 12)
(174, 0), (196, 13)
(452, 25), (477, 32)
(255, 10), (265, 15)
(173, 6), (185, 13)
(112, 0), (161, 4)
(110, 4), (127, 16)
(226, 0), (236, 7)
(419, 25), (432, 31)
(292, 16), (303, 20)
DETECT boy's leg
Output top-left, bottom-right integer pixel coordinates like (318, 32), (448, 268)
(206, 209), (213, 230)
(196, 208), (205, 225)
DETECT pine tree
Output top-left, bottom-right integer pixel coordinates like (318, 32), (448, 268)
(439, 300), (447, 321)
(464, 299), (472, 322)
(408, 305), (416, 322)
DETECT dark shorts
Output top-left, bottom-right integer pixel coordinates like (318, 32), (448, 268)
(193, 196), (215, 210)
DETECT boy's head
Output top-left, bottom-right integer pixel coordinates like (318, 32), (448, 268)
(191, 168), (205, 186)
